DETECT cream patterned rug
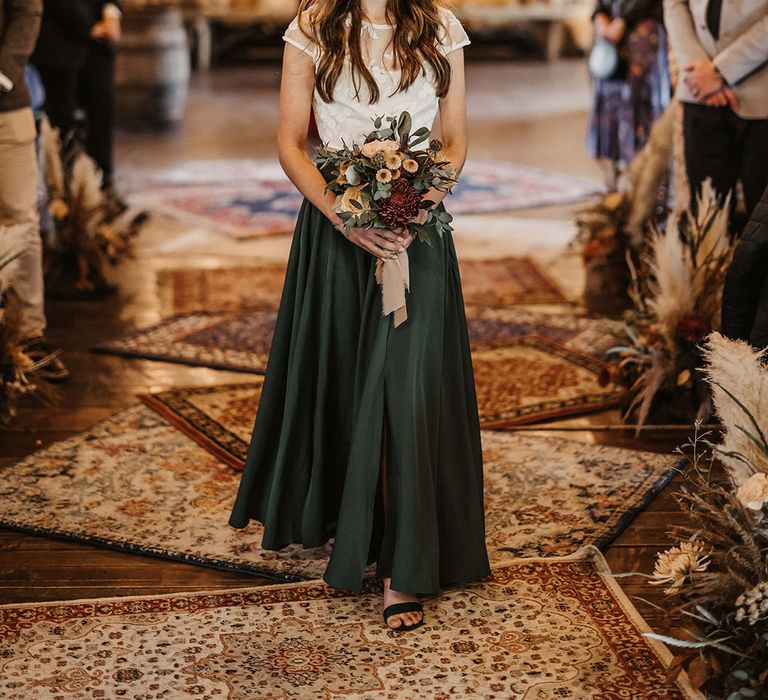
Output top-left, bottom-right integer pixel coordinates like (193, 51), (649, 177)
(0, 547), (699, 699)
(0, 406), (677, 580)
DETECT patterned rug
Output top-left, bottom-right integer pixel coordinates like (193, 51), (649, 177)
(95, 306), (622, 379)
(0, 406), (677, 580)
(139, 335), (623, 468)
(0, 548), (699, 699)
(159, 256), (565, 314)
(94, 311), (279, 373)
(460, 257), (565, 307)
(131, 159), (602, 238)
(159, 262), (287, 314)
(472, 336), (624, 428)
(141, 381), (264, 469)
(466, 306), (624, 358)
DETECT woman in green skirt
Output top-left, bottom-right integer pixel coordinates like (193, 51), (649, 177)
(229, 0), (491, 631)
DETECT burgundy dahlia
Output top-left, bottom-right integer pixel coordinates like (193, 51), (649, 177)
(676, 314), (711, 344)
(379, 178), (421, 228)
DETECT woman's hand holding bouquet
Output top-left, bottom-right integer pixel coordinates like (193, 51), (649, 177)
(338, 224), (414, 261)
(315, 111), (457, 327)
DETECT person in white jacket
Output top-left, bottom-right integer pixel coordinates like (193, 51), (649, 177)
(664, 0), (768, 218)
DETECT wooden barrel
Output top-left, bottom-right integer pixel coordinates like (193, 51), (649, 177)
(115, 7), (190, 128)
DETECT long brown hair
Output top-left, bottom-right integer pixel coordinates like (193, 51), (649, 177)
(294, 0), (453, 104)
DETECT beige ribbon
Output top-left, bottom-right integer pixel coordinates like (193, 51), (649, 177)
(375, 251), (410, 327)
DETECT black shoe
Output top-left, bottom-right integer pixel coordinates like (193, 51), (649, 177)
(383, 602), (424, 632)
(22, 336), (69, 383)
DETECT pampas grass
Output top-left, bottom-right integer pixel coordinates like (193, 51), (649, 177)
(647, 180), (730, 351)
(702, 333), (768, 485)
(625, 102), (675, 248)
(40, 118), (145, 294)
(612, 179), (735, 427)
(644, 336), (768, 696)
(646, 220), (694, 347)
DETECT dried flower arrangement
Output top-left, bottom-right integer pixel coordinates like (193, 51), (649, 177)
(40, 118), (146, 298)
(0, 244), (58, 426)
(644, 333), (768, 696)
(576, 102), (674, 315)
(607, 180), (735, 427)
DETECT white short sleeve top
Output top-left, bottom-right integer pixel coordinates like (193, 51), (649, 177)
(282, 8), (470, 148)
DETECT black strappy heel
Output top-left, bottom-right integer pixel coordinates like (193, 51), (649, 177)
(383, 602), (424, 632)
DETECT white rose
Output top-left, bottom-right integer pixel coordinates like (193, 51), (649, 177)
(736, 473), (768, 511)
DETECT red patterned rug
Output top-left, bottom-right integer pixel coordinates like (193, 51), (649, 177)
(157, 257), (565, 315)
(139, 334), (624, 469)
(460, 257), (565, 306)
(94, 306), (622, 378)
(131, 159), (602, 238)
(159, 262), (287, 314)
(471, 335), (623, 428)
(0, 547), (699, 699)
(94, 311), (279, 373)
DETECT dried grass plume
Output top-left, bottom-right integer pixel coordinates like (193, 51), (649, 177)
(702, 332), (768, 484)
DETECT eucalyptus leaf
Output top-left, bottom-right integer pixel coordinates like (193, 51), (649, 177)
(374, 184), (391, 201)
(398, 111), (412, 139)
(410, 132), (430, 147)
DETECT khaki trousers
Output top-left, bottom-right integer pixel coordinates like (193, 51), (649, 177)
(0, 107), (45, 337)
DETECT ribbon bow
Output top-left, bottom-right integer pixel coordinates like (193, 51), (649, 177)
(375, 251), (410, 327)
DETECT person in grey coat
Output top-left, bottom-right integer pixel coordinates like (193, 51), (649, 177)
(0, 0), (67, 380)
(664, 0), (768, 218)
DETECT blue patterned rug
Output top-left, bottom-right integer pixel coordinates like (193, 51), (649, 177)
(131, 159), (601, 238)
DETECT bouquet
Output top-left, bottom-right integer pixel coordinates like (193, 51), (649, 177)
(314, 111), (457, 327)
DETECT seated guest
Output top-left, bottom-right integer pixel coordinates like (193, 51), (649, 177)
(31, 0), (121, 192)
(721, 185), (768, 350)
(0, 0), (66, 380)
(665, 0), (768, 218)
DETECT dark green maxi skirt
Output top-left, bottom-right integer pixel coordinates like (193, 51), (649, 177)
(229, 199), (491, 595)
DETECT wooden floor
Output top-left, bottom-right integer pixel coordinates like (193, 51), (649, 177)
(0, 59), (691, 636)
